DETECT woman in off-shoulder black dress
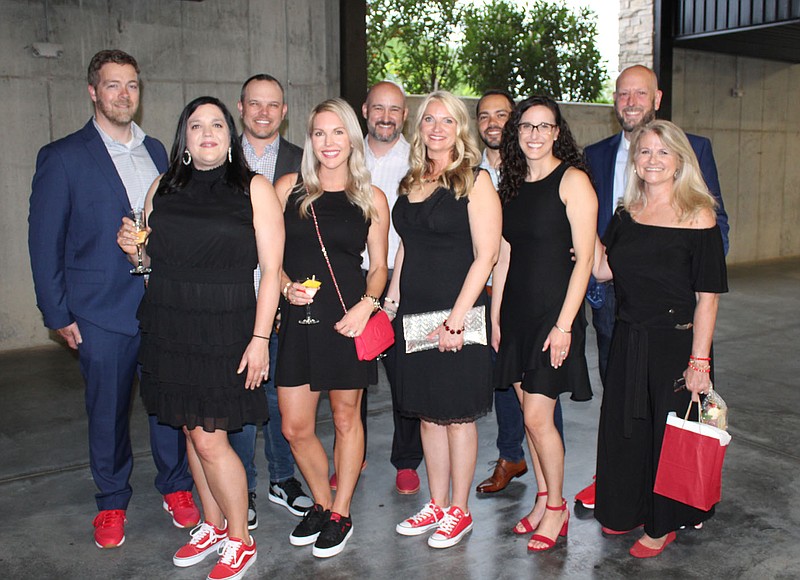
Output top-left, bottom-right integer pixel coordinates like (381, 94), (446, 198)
(593, 120), (727, 558)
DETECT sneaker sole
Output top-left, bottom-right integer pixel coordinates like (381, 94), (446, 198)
(174, 542), (226, 568)
(312, 527), (353, 558)
(395, 521), (440, 536)
(208, 552), (256, 580)
(289, 531), (320, 547)
(269, 492), (311, 517)
(95, 535), (125, 549)
(163, 501), (199, 529)
(428, 522), (473, 549)
(247, 519), (258, 531)
(576, 501), (595, 509)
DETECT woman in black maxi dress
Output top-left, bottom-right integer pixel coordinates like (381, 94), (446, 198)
(386, 91), (501, 549)
(492, 96), (597, 552)
(593, 120), (727, 558)
(273, 98), (389, 558)
(118, 97), (284, 575)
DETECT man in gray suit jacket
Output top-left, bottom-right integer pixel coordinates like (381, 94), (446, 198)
(229, 74), (311, 529)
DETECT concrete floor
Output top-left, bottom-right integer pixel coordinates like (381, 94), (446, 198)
(2, 258), (799, 579)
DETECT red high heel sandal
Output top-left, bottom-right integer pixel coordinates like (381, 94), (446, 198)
(528, 498), (568, 552)
(513, 491), (547, 535)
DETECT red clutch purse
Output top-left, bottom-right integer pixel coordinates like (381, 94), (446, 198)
(354, 309), (395, 361)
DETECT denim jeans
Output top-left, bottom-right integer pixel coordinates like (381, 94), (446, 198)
(590, 282), (616, 387)
(229, 331), (295, 490)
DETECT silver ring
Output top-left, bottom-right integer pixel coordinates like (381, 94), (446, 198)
(348, 331), (355, 338)
(560, 351), (567, 355)
(450, 348), (457, 353)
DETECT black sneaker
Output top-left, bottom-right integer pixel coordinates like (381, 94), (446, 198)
(312, 512), (353, 558)
(247, 491), (258, 530)
(289, 504), (330, 546)
(269, 477), (314, 517)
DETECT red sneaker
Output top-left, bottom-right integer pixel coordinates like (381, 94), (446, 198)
(208, 537), (257, 580)
(93, 509), (126, 549)
(173, 522), (228, 568)
(427, 506), (473, 548)
(396, 500), (444, 536)
(163, 490), (201, 528)
(395, 469), (420, 495)
(575, 476), (596, 509)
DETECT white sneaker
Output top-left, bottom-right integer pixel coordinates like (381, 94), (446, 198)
(396, 500), (445, 536)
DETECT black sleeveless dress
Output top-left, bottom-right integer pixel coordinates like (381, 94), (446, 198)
(494, 162), (592, 400)
(276, 190), (377, 390)
(392, 183), (493, 425)
(138, 165), (269, 432)
(595, 208), (727, 537)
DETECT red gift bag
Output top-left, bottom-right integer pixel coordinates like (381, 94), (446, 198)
(653, 402), (732, 511)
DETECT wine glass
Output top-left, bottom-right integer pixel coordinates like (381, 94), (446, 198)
(129, 208), (151, 275)
(298, 276), (321, 325)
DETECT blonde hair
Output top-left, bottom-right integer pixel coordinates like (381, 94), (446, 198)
(295, 98), (377, 221)
(624, 120), (717, 222)
(400, 91), (481, 199)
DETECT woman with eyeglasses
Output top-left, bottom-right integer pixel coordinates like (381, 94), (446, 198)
(492, 96), (597, 552)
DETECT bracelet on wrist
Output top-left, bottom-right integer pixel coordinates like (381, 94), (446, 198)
(690, 355), (711, 362)
(253, 334), (269, 340)
(688, 361), (711, 373)
(554, 324), (572, 334)
(282, 281), (292, 299)
(361, 294), (380, 312)
(384, 297), (400, 308)
(443, 319), (464, 335)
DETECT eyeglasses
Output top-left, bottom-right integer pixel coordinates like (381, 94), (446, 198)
(518, 122), (556, 136)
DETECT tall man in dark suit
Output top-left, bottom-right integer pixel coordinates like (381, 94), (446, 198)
(229, 74), (312, 529)
(28, 50), (197, 549)
(575, 64), (730, 510)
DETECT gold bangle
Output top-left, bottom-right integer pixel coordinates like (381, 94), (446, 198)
(361, 294), (380, 312)
(554, 324), (572, 334)
(282, 281), (292, 299)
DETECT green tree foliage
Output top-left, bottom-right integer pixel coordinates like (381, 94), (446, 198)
(367, 0), (464, 94)
(369, 0), (607, 102)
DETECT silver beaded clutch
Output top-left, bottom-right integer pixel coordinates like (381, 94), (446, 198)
(402, 305), (487, 354)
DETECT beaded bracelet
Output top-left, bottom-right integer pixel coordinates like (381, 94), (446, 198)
(384, 297), (400, 308)
(443, 319), (463, 335)
(688, 361), (711, 373)
(690, 355), (711, 362)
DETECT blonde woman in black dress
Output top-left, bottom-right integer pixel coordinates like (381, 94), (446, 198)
(273, 98), (389, 558)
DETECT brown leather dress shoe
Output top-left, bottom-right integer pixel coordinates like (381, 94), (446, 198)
(475, 458), (528, 493)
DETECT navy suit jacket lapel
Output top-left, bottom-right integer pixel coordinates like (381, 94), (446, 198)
(80, 121), (131, 213)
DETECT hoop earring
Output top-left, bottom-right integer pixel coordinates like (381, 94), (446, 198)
(182, 149), (192, 165)
(228, 147), (232, 163)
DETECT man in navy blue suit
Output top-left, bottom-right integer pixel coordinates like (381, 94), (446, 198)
(28, 50), (197, 549)
(575, 64), (730, 510)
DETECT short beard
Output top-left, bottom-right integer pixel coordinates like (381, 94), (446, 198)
(368, 123), (401, 143)
(616, 106), (657, 133)
(244, 124), (279, 142)
(97, 100), (136, 126)
(480, 135), (501, 150)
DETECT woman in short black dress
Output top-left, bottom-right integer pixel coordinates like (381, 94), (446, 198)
(593, 120), (727, 558)
(273, 98), (389, 558)
(118, 96), (284, 578)
(386, 91), (501, 549)
(492, 96), (597, 552)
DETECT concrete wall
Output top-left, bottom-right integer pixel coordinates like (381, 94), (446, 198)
(672, 48), (800, 264)
(0, 0), (340, 351)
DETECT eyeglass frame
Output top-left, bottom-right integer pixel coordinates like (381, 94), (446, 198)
(518, 121), (556, 136)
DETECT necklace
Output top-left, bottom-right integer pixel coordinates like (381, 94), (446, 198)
(422, 174), (441, 184)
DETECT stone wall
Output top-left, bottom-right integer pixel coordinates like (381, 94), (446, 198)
(0, 0), (340, 351)
(618, 0), (654, 69)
